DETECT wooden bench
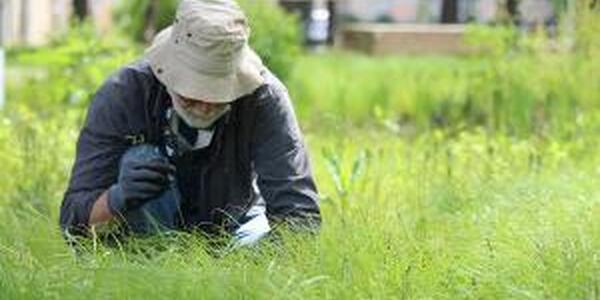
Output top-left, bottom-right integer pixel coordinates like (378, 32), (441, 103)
(338, 23), (470, 55)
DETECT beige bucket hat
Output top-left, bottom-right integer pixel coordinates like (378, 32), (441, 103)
(145, 0), (266, 103)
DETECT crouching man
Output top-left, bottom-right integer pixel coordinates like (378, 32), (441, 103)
(59, 0), (321, 247)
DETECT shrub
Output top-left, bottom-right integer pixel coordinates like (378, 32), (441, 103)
(113, 0), (178, 43)
(7, 23), (138, 111)
(287, 48), (598, 138)
(237, 0), (302, 81)
(3, 24), (138, 214)
(114, 0), (302, 81)
(573, 0), (599, 57)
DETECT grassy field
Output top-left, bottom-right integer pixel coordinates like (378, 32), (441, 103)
(1, 24), (600, 299)
(1, 121), (599, 299)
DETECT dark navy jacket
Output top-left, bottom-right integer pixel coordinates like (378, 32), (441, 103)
(59, 60), (321, 236)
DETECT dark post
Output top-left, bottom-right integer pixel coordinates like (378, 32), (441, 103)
(506, 0), (519, 22)
(143, 0), (160, 42)
(73, 0), (89, 21)
(20, 0), (28, 41)
(441, 0), (459, 23)
(0, 0), (4, 108)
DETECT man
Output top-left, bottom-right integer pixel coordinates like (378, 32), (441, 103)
(59, 0), (321, 246)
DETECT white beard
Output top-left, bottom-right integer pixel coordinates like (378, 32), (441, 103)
(168, 89), (231, 129)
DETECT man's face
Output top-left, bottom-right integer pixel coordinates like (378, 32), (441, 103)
(174, 94), (228, 119)
(169, 90), (231, 129)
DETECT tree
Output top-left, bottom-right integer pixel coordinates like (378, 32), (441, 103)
(441, 0), (459, 23)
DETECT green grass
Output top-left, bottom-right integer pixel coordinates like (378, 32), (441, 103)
(289, 51), (599, 139)
(2, 20), (600, 298)
(1, 119), (599, 299)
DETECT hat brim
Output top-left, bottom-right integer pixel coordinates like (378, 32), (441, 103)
(145, 26), (265, 103)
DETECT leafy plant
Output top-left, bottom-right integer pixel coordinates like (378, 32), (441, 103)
(237, 0), (302, 81)
(7, 23), (138, 111)
(114, 0), (178, 42)
(114, 0), (302, 81)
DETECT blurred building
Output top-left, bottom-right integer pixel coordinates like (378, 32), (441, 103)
(278, 0), (555, 55)
(519, 0), (556, 28)
(337, 0), (554, 24)
(0, 0), (114, 46)
(279, 0), (498, 54)
(279, 0), (499, 25)
(279, 0), (555, 29)
(0, 0), (556, 48)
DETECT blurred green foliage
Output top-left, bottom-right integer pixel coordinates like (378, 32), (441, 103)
(7, 23), (138, 112)
(114, 0), (302, 80)
(114, 0), (178, 42)
(289, 5), (599, 139)
(289, 51), (598, 139)
(2, 23), (138, 216)
(573, 0), (600, 56)
(464, 25), (519, 57)
(237, 0), (302, 81)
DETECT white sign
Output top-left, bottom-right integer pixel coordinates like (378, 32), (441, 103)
(307, 8), (330, 43)
(0, 0), (4, 109)
(0, 48), (4, 109)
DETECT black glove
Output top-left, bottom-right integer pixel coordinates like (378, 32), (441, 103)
(107, 156), (175, 215)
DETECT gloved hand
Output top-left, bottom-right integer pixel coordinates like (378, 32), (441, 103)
(107, 156), (175, 216)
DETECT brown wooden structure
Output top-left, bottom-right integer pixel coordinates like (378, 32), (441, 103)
(339, 23), (470, 56)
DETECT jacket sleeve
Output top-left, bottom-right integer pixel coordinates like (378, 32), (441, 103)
(252, 73), (321, 232)
(59, 71), (136, 237)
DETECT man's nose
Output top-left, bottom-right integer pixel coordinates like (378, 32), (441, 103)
(195, 102), (215, 114)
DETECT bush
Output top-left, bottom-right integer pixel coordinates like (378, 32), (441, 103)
(573, 0), (599, 57)
(287, 48), (598, 138)
(3, 24), (139, 215)
(237, 0), (302, 81)
(7, 23), (138, 112)
(464, 25), (519, 57)
(114, 0), (178, 43)
(114, 0), (302, 81)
